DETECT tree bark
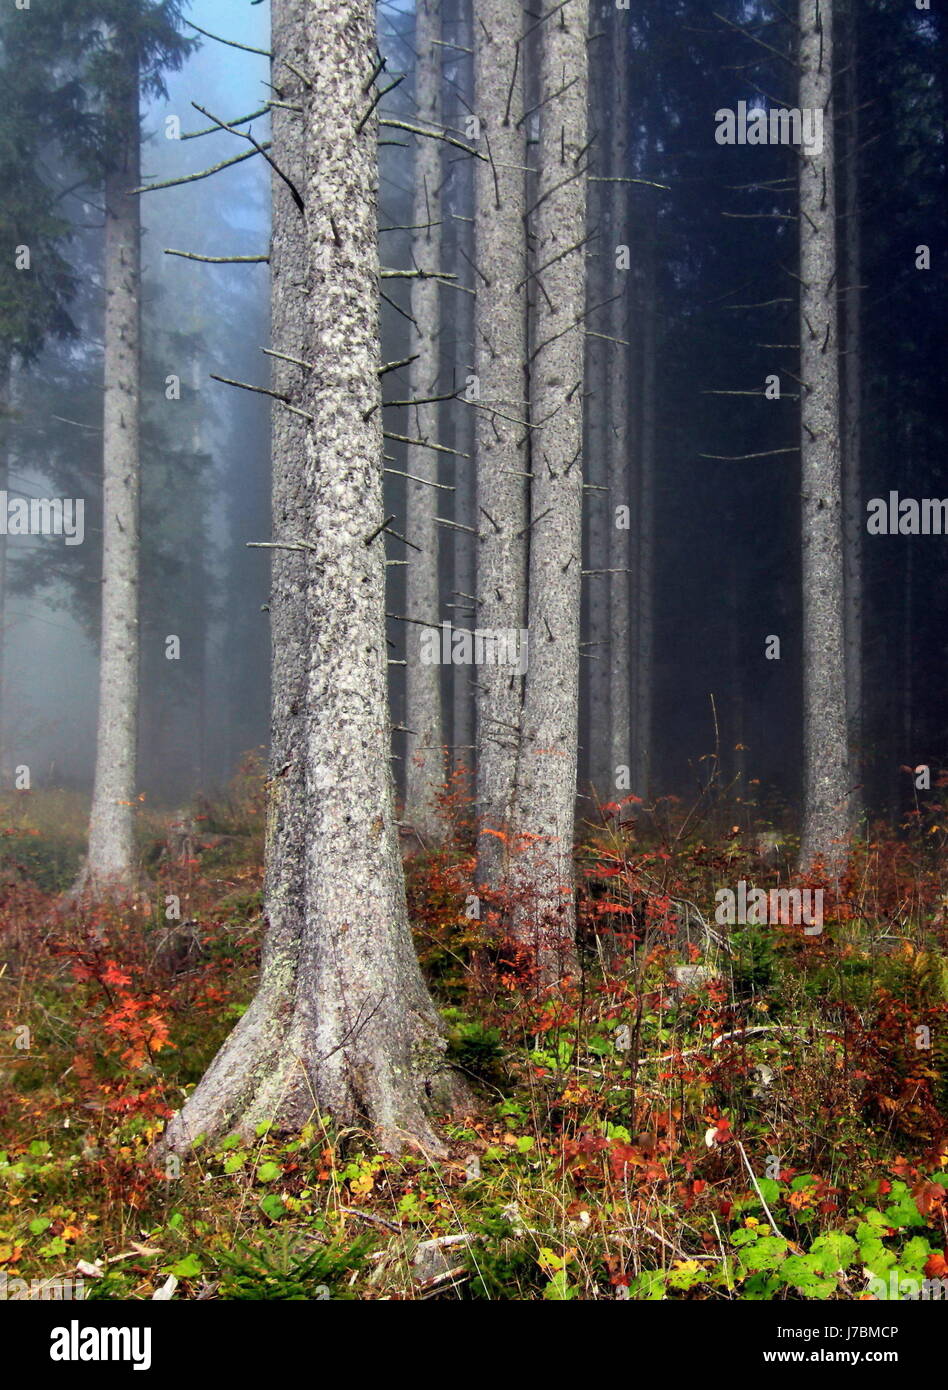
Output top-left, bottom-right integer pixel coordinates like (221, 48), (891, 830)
(0, 352), (9, 784)
(582, 5), (612, 805)
(472, 0), (529, 893)
(633, 180), (657, 803)
(445, 0), (477, 792)
(840, 0), (863, 819)
(798, 0), (851, 871)
(585, 355), (611, 800)
(509, 0), (589, 985)
(161, 0), (465, 1159)
(404, 0), (448, 844)
(606, 13), (632, 804)
(79, 43), (142, 893)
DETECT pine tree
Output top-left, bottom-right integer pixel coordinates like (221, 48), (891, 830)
(509, 0), (589, 986)
(472, 0), (529, 893)
(403, 0), (449, 845)
(798, 0), (851, 870)
(161, 0), (466, 1155)
(10, 2), (195, 890)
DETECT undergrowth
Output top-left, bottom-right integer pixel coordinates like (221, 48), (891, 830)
(1, 766), (947, 1300)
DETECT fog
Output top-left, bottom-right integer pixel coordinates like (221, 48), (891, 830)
(3, 0), (946, 830)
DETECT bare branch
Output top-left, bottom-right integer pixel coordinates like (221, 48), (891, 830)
(182, 105), (271, 140)
(192, 102), (304, 212)
(184, 18), (271, 57)
(165, 249), (269, 264)
(132, 143), (268, 195)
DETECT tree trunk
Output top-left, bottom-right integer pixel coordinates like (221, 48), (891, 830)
(404, 0), (448, 844)
(472, 0), (529, 893)
(79, 45), (142, 893)
(445, 0), (477, 792)
(0, 352), (9, 784)
(582, 5), (612, 806)
(841, 0), (863, 820)
(161, 0), (465, 1159)
(509, 0), (589, 985)
(798, 0), (851, 871)
(606, 13), (632, 804)
(633, 180), (657, 803)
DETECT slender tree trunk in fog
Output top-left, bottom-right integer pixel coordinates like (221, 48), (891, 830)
(583, 3), (611, 804)
(79, 48), (142, 894)
(586, 359), (611, 799)
(404, 0), (448, 844)
(607, 13), (632, 802)
(633, 183), (657, 802)
(447, 0), (476, 790)
(728, 555), (747, 800)
(473, 0), (529, 893)
(841, 0), (863, 819)
(0, 353), (8, 782)
(510, 0), (589, 985)
(162, 0), (464, 1157)
(798, 0), (851, 871)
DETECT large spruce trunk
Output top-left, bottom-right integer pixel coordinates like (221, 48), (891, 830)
(404, 0), (448, 844)
(509, 0), (589, 986)
(80, 45), (142, 893)
(161, 0), (465, 1158)
(798, 0), (851, 870)
(472, 0), (529, 893)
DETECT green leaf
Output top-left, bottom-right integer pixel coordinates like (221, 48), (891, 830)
(901, 1236), (936, 1277)
(859, 1237), (896, 1277)
(29, 1217), (51, 1236)
(741, 1270), (784, 1299)
(757, 1178), (781, 1205)
(256, 1161), (282, 1183)
(808, 1231), (857, 1275)
(169, 1253), (202, 1279)
(882, 1197), (926, 1229)
(627, 1269), (666, 1300)
(543, 1268), (577, 1300)
(738, 1235), (788, 1272)
(259, 1193), (285, 1221)
(224, 1152), (247, 1174)
(780, 1255), (837, 1298)
(856, 1210), (887, 1238)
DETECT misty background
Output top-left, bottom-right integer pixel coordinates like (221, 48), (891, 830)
(4, 0), (946, 828)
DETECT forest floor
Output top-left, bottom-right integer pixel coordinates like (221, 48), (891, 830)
(1, 762), (947, 1301)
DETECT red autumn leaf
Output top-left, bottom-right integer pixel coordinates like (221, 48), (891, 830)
(912, 1181), (945, 1217)
(102, 960), (133, 988)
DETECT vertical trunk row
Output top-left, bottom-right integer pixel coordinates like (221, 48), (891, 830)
(606, 12), (632, 801)
(472, 0), (529, 892)
(81, 46), (141, 892)
(841, 0), (863, 817)
(633, 178), (657, 803)
(510, 0), (589, 984)
(0, 353), (8, 784)
(446, 0), (477, 790)
(404, 0), (448, 844)
(582, 4), (612, 805)
(798, 0), (851, 870)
